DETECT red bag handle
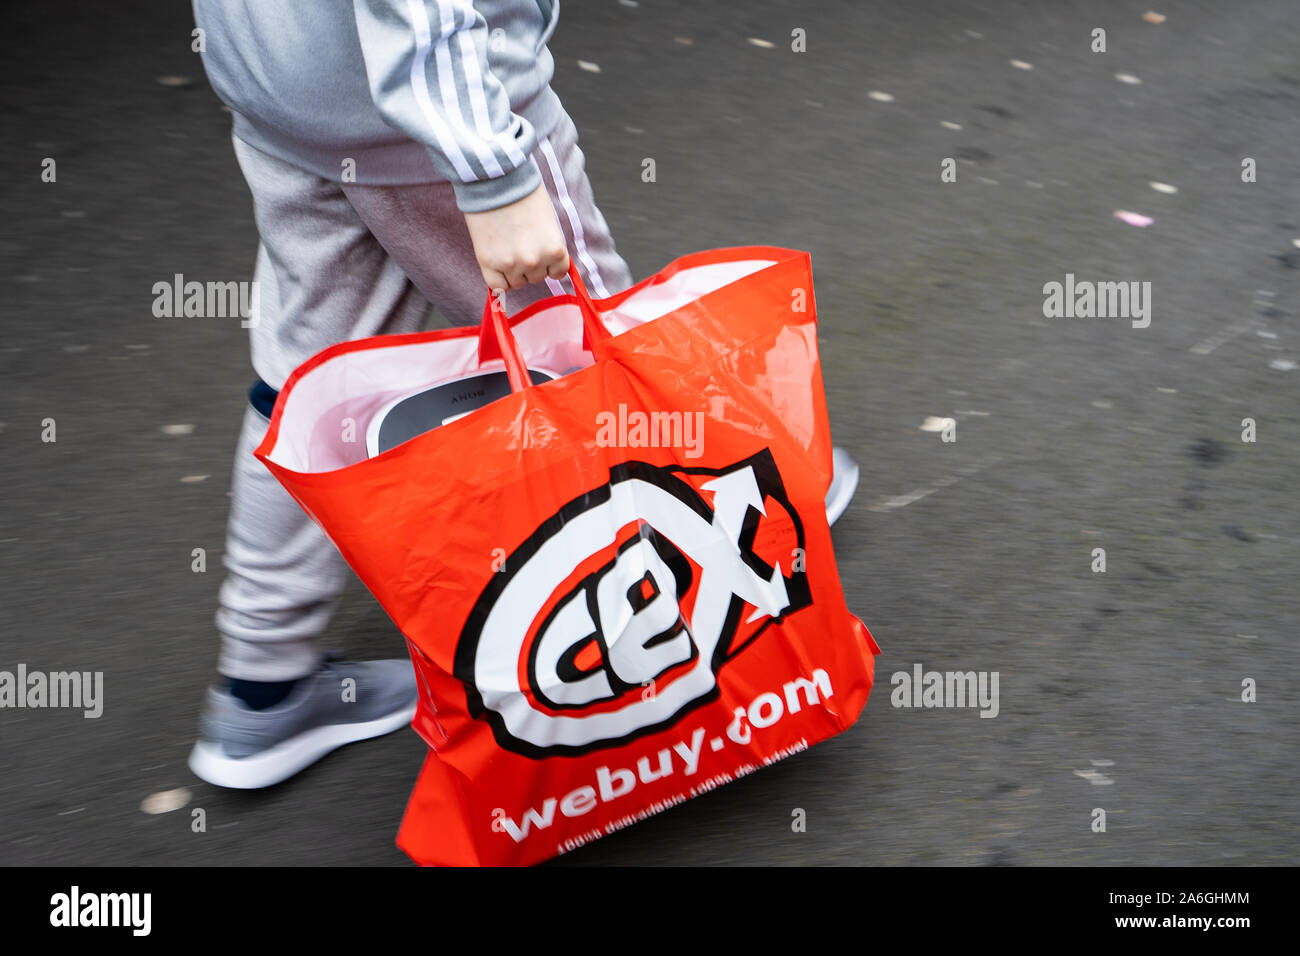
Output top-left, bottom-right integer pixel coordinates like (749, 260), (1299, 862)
(477, 261), (612, 393)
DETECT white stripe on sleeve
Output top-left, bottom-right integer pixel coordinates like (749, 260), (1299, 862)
(454, 6), (529, 169)
(404, 0), (478, 181)
(431, 4), (503, 177)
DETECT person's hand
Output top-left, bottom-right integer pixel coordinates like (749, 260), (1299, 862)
(463, 183), (570, 293)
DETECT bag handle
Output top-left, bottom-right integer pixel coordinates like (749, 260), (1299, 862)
(477, 261), (612, 394)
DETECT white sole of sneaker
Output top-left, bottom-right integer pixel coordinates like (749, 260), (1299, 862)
(826, 455), (860, 527)
(187, 703), (416, 790)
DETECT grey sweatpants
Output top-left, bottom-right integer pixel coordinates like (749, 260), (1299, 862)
(216, 110), (633, 681)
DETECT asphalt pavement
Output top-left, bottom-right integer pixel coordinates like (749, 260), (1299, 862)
(1, 0), (1297, 866)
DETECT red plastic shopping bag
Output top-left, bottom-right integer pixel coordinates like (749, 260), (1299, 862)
(255, 246), (879, 866)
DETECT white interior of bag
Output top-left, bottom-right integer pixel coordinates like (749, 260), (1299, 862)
(267, 257), (778, 473)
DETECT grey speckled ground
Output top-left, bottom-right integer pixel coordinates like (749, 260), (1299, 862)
(1, 0), (1296, 866)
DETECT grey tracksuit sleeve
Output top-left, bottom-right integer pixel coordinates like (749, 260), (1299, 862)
(352, 0), (543, 212)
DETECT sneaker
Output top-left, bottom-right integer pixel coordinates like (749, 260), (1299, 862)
(825, 446), (860, 526)
(188, 657), (417, 790)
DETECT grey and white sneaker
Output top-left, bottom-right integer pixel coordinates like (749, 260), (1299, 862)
(825, 446), (860, 526)
(188, 657), (417, 790)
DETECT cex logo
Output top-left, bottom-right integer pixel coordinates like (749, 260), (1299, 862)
(454, 449), (811, 757)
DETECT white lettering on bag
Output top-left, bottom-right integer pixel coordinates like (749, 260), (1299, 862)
(455, 452), (811, 756)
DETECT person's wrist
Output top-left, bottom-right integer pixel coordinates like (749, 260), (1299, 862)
(451, 158), (544, 214)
